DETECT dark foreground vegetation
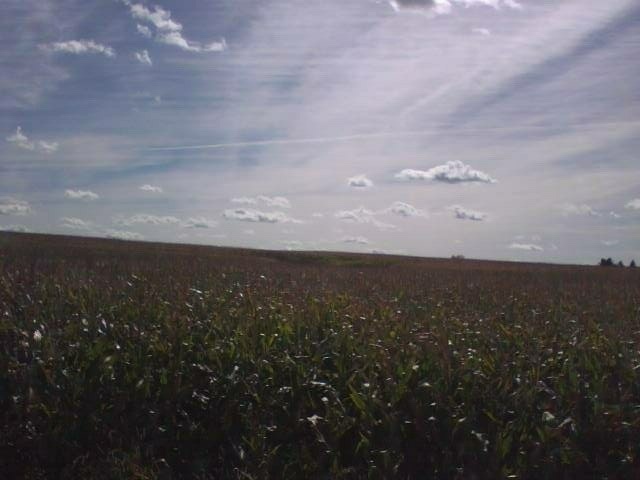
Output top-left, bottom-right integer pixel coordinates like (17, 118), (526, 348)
(1, 232), (639, 479)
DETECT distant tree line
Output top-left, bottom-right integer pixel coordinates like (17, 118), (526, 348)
(599, 258), (636, 268)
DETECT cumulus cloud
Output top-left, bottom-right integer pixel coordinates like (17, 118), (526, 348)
(157, 32), (226, 53)
(601, 240), (619, 247)
(335, 207), (396, 230)
(508, 243), (544, 252)
(450, 205), (487, 221)
(383, 201), (426, 217)
(231, 196), (291, 208)
(61, 217), (93, 231)
(560, 203), (600, 217)
(104, 229), (143, 241)
(134, 49), (152, 66)
(40, 40), (115, 57)
(625, 199), (640, 210)
(231, 197), (257, 205)
(6, 127), (58, 153)
(6, 126), (33, 150)
(0, 198), (32, 216)
(341, 236), (370, 245)
(136, 24), (152, 38)
(139, 184), (163, 193)
(395, 161), (496, 184)
(114, 214), (180, 226)
(38, 141), (59, 153)
(473, 27), (492, 36)
(389, 0), (452, 15)
(64, 189), (99, 201)
(257, 196), (291, 208)
(123, 1), (226, 53)
(182, 217), (218, 229)
(0, 224), (29, 233)
(223, 208), (301, 224)
(282, 240), (303, 250)
(347, 174), (374, 188)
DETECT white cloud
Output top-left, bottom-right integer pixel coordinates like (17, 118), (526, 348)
(625, 199), (640, 210)
(282, 240), (303, 250)
(6, 126), (34, 150)
(139, 184), (163, 193)
(104, 229), (143, 241)
(347, 174), (374, 188)
(312, 212), (324, 218)
(389, 0), (452, 15)
(0, 225), (29, 233)
(384, 201), (426, 217)
(389, 0), (520, 15)
(156, 32), (226, 53)
(231, 197), (257, 205)
(182, 217), (218, 229)
(223, 208), (301, 224)
(450, 205), (487, 221)
(134, 50), (152, 66)
(257, 196), (291, 208)
(114, 214), (180, 226)
(6, 127), (58, 153)
(601, 240), (619, 247)
(232, 196), (291, 208)
(136, 24), (152, 38)
(123, 1), (226, 53)
(64, 189), (99, 201)
(395, 161), (496, 184)
(38, 141), (59, 153)
(508, 243), (544, 252)
(40, 40), (115, 57)
(61, 217), (93, 231)
(472, 28), (491, 36)
(560, 203), (600, 217)
(341, 236), (370, 245)
(334, 207), (396, 230)
(0, 198), (31, 216)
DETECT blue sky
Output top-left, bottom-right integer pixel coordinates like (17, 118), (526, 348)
(1, 0), (639, 264)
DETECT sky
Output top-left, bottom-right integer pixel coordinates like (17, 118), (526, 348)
(1, 0), (639, 264)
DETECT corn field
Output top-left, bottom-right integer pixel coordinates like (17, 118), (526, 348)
(1, 232), (639, 479)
